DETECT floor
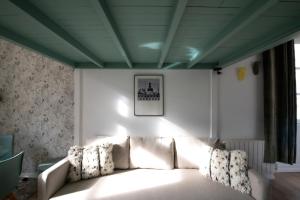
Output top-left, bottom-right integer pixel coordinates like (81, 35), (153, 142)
(6, 178), (37, 200)
(271, 173), (300, 200)
(6, 172), (300, 200)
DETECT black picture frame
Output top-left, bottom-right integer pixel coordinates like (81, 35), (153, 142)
(134, 74), (164, 116)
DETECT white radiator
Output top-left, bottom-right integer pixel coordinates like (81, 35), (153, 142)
(224, 139), (275, 179)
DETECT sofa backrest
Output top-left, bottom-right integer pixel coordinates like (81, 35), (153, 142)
(90, 136), (130, 169)
(91, 135), (214, 170)
(174, 136), (211, 169)
(130, 137), (174, 169)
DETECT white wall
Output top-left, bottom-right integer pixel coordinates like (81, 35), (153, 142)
(218, 55), (264, 139)
(76, 69), (212, 145)
(218, 55), (300, 170)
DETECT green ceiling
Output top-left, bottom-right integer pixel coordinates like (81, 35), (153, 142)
(0, 0), (300, 69)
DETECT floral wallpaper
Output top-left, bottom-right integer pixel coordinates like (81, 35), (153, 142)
(0, 39), (74, 173)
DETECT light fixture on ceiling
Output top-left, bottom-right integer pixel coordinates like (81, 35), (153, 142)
(213, 68), (222, 75)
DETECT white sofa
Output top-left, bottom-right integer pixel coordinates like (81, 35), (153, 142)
(38, 136), (269, 200)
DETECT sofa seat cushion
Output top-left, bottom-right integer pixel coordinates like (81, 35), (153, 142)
(51, 169), (254, 200)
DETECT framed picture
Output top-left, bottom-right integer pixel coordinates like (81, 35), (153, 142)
(134, 74), (164, 116)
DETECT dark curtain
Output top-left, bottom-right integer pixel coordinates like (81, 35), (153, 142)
(263, 40), (297, 164)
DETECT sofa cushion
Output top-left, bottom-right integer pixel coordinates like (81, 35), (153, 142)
(51, 169), (254, 200)
(99, 143), (114, 175)
(198, 145), (213, 177)
(211, 149), (230, 186)
(92, 136), (130, 169)
(67, 146), (83, 182)
(130, 137), (174, 169)
(174, 137), (212, 174)
(81, 146), (100, 180)
(230, 150), (251, 194)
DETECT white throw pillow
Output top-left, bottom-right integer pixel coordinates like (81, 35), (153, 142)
(198, 144), (213, 177)
(210, 149), (230, 186)
(99, 143), (114, 175)
(81, 146), (100, 180)
(130, 137), (174, 169)
(67, 146), (83, 182)
(230, 150), (251, 194)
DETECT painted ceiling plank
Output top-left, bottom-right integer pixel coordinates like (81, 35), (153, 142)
(89, 0), (132, 68)
(0, 25), (74, 66)
(9, 0), (104, 68)
(219, 19), (300, 68)
(157, 0), (188, 68)
(75, 62), (217, 69)
(75, 62), (160, 69)
(187, 0), (278, 69)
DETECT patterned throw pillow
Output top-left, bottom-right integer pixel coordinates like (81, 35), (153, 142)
(210, 149), (230, 186)
(230, 150), (251, 194)
(67, 146), (83, 182)
(82, 146), (100, 180)
(99, 143), (114, 175)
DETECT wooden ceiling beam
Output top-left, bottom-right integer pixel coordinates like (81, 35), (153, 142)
(75, 62), (218, 69)
(0, 25), (74, 66)
(90, 0), (133, 68)
(187, 0), (278, 69)
(219, 19), (300, 68)
(157, 0), (188, 69)
(9, 0), (104, 68)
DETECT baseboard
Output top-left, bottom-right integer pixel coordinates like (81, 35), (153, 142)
(276, 163), (300, 172)
(20, 172), (38, 178)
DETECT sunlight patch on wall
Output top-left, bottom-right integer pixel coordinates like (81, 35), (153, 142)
(157, 118), (189, 137)
(115, 124), (128, 136)
(117, 98), (129, 117)
(140, 42), (162, 50)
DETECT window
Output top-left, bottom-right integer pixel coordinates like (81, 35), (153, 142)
(295, 44), (300, 120)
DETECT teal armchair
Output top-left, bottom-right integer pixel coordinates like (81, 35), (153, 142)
(0, 151), (24, 199)
(0, 134), (14, 161)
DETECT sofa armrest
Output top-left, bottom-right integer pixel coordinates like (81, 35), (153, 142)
(38, 157), (69, 200)
(248, 169), (270, 200)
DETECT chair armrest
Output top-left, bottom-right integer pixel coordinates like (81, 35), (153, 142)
(248, 169), (270, 200)
(38, 157), (69, 200)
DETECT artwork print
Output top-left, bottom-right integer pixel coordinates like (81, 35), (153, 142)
(137, 79), (160, 101)
(134, 75), (164, 116)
